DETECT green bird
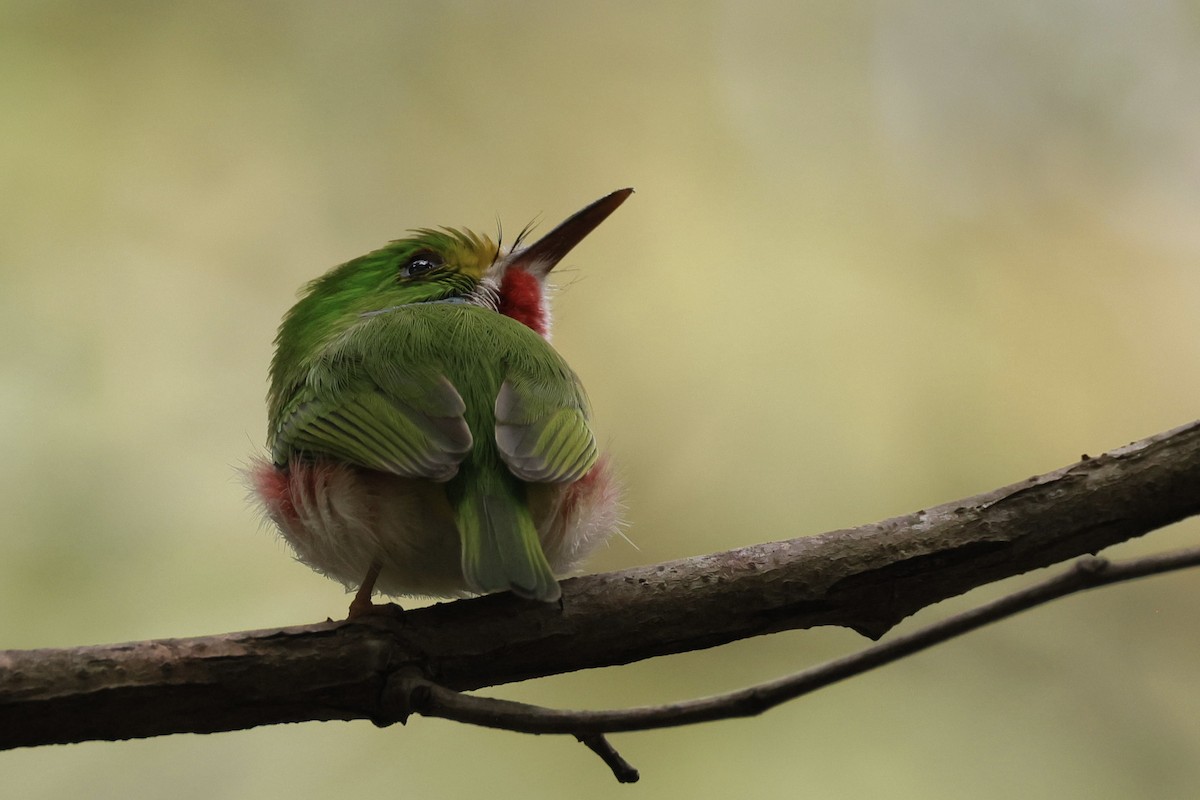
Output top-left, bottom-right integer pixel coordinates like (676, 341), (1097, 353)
(250, 190), (630, 616)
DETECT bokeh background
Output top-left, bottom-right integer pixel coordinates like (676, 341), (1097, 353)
(4, 2), (1200, 798)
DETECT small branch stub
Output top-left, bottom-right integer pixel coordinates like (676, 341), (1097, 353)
(575, 734), (640, 784)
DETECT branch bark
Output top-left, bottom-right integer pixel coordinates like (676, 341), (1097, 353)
(2, 420), (1198, 752)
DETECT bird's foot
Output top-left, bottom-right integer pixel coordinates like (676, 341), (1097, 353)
(345, 560), (401, 620)
(347, 597), (405, 620)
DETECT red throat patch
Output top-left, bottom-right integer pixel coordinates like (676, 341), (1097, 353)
(498, 268), (548, 336)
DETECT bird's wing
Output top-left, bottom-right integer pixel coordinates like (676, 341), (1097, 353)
(494, 374), (597, 484)
(272, 354), (472, 482)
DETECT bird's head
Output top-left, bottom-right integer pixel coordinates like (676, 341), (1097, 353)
(292, 226), (500, 318)
(269, 189), (633, 413)
(270, 228), (499, 404)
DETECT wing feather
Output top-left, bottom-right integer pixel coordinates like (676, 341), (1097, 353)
(494, 378), (597, 484)
(273, 339), (472, 481)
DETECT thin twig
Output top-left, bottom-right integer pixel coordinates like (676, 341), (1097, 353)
(399, 545), (1200, 735)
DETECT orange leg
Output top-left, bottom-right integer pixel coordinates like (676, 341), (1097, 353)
(347, 560), (383, 619)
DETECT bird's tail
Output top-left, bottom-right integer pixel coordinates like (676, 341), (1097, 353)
(456, 480), (560, 602)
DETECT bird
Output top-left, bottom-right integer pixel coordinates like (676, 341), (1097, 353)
(250, 190), (631, 616)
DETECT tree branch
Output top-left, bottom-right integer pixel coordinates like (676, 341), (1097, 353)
(1, 420), (1198, 753)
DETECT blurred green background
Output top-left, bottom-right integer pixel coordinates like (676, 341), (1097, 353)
(3, 2), (1199, 798)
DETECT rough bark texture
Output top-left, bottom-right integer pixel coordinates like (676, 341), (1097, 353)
(2, 421), (1198, 750)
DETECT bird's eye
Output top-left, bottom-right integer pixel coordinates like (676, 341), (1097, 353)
(401, 251), (442, 279)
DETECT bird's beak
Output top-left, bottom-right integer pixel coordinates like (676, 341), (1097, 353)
(504, 188), (633, 278)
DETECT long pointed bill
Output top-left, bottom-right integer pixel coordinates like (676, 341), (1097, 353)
(505, 188), (633, 278)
